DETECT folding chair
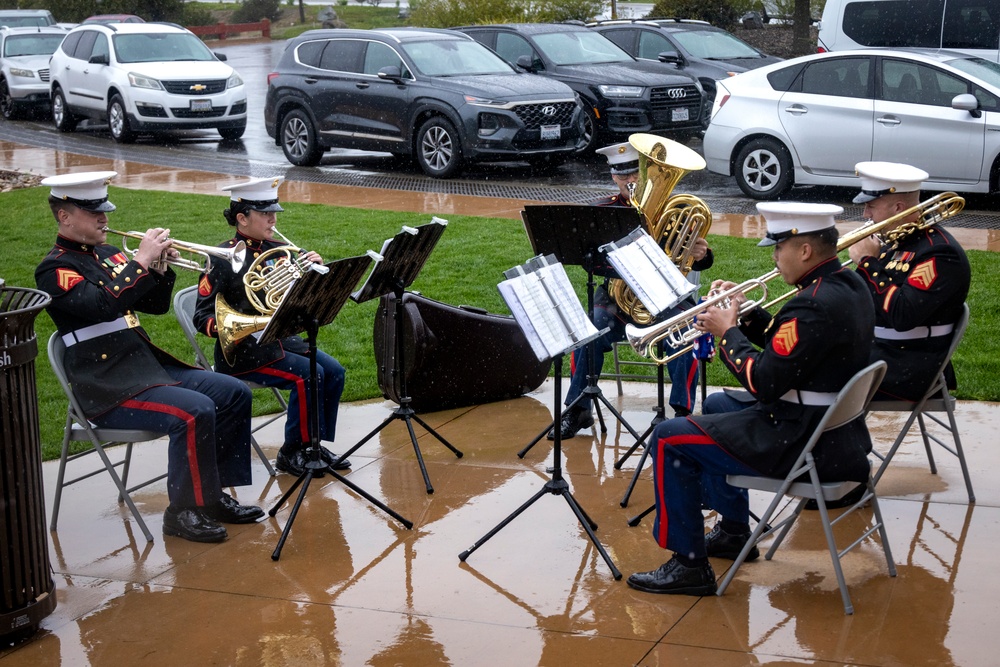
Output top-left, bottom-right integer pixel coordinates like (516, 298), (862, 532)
(601, 341), (658, 396)
(47, 333), (167, 543)
(716, 361), (896, 615)
(172, 285), (278, 476)
(868, 303), (973, 503)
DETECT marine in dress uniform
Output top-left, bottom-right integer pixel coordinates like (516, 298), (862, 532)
(35, 171), (263, 543)
(552, 141), (714, 439)
(847, 162), (971, 401)
(192, 177), (350, 477)
(627, 202), (876, 596)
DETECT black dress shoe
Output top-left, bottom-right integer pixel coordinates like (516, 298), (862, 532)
(163, 506), (227, 543)
(546, 406), (595, 440)
(313, 445), (351, 471)
(705, 523), (759, 562)
(276, 448), (324, 478)
(805, 483), (867, 511)
(627, 556), (717, 596)
(203, 492), (265, 524)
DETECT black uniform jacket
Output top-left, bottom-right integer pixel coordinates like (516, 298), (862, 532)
(695, 257), (877, 482)
(854, 225), (970, 400)
(35, 236), (190, 417)
(193, 231), (308, 375)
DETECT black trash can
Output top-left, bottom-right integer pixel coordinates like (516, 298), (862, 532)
(0, 281), (56, 645)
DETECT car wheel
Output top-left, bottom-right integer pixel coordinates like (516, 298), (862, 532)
(108, 94), (135, 143)
(52, 87), (77, 132)
(280, 109), (323, 166)
(734, 137), (793, 199)
(219, 124), (246, 140)
(415, 116), (463, 178)
(0, 78), (19, 120)
(575, 106), (599, 154)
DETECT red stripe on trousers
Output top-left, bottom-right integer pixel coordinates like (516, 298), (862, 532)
(121, 398), (205, 506)
(654, 431), (716, 548)
(256, 365), (309, 444)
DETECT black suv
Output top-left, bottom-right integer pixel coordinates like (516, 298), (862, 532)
(453, 23), (706, 152)
(589, 19), (781, 110)
(264, 28), (582, 178)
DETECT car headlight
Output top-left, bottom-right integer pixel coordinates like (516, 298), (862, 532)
(598, 85), (644, 98)
(227, 72), (244, 89)
(128, 72), (163, 90)
(8, 68), (35, 79)
(465, 95), (506, 108)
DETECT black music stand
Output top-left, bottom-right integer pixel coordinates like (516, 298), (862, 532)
(338, 220), (463, 495)
(460, 256), (621, 579)
(265, 254), (413, 560)
(517, 204), (643, 458)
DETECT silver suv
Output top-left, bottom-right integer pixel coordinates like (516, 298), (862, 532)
(48, 22), (247, 142)
(0, 25), (67, 119)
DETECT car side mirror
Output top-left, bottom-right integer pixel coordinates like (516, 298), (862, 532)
(88, 53), (109, 65)
(952, 93), (981, 118)
(377, 65), (404, 83)
(515, 54), (541, 73)
(214, 52), (228, 62)
(658, 52), (683, 66)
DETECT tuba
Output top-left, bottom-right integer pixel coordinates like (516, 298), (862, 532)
(216, 228), (328, 364)
(607, 133), (713, 325)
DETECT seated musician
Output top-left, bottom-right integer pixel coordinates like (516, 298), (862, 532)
(550, 141), (714, 440)
(628, 203), (876, 596)
(193, 177), (351, 477)
(847, 162), (971, 401)
(35, 171), (263, 543)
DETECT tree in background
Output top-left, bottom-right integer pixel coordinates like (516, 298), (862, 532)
(36, 0), (186, 22)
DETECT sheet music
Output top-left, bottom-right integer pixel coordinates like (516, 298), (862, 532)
(601, 228), (696, 317)
(499, 255), (599, 362)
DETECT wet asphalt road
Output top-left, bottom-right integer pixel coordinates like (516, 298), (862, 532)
(4, 40), (997, 217)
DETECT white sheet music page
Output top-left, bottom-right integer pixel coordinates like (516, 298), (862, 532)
(499, 261), (598, 362)
(606, 233), (696, 316)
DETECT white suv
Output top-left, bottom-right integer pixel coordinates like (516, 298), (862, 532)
(0, 25), (68, 119)
(48, 22), (247, 142)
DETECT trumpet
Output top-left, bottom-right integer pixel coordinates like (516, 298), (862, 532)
(103, 227), (246, 273)
(624, 191), (965, 364)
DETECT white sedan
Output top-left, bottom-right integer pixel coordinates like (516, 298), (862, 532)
(702, 48), (1000, 199)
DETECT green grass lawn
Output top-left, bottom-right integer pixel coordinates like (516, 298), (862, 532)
(6, 186), (998, 460)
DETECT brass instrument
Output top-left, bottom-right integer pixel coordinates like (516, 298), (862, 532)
(625, 191), (966, 364)
(607, 133), (713, 325)
(103, 227), (246, 273)
(216, 228), (328, 364)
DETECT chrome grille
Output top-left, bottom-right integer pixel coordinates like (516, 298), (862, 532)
(161, 80), (227, 96)
(38, 68), (49, 83)
(513, 101), (576, 129)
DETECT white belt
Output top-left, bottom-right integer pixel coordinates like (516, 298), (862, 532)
(780, 389), (838, 406)
(62, 314), (139, 347)
(874, 324), (953, 341)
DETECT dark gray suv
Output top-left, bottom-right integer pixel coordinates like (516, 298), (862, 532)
(264, 28), (583, 178)
(454, 23), (706, 152)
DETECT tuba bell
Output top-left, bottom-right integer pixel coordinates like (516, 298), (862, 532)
(607, 133), (713, 326)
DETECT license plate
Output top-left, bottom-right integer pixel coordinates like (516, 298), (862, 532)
(671, 107), (689, 122)
(540, 124), (560, 140)
(190, 99), (212, 112)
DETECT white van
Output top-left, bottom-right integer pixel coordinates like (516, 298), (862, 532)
(818, 0), (1000, 62)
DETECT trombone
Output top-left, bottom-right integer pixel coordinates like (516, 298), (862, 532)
(103, 227), (246, 273)
(624, 191), (965, 365)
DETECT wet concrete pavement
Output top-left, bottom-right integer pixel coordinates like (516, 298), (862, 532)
(2, 379), (998, 665)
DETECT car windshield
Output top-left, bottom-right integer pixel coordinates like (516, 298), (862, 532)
(533, 31), (632, 65)
(3, 34), (64, 57)
(401, 39), (513, 76)
(945, 56), (1000, 89)
(671, 30), (761, 59)
(112, 33), (217, 64)
(0, 18), (51, 28)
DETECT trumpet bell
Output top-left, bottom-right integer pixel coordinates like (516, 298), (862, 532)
(216, 294), (270, 366)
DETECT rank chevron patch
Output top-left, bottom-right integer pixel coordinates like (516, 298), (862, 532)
(907, 259), (937, 290)
(56, 268), (84, 292)
(198, 274), (212, 297)
(771, 319), (798, 356)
